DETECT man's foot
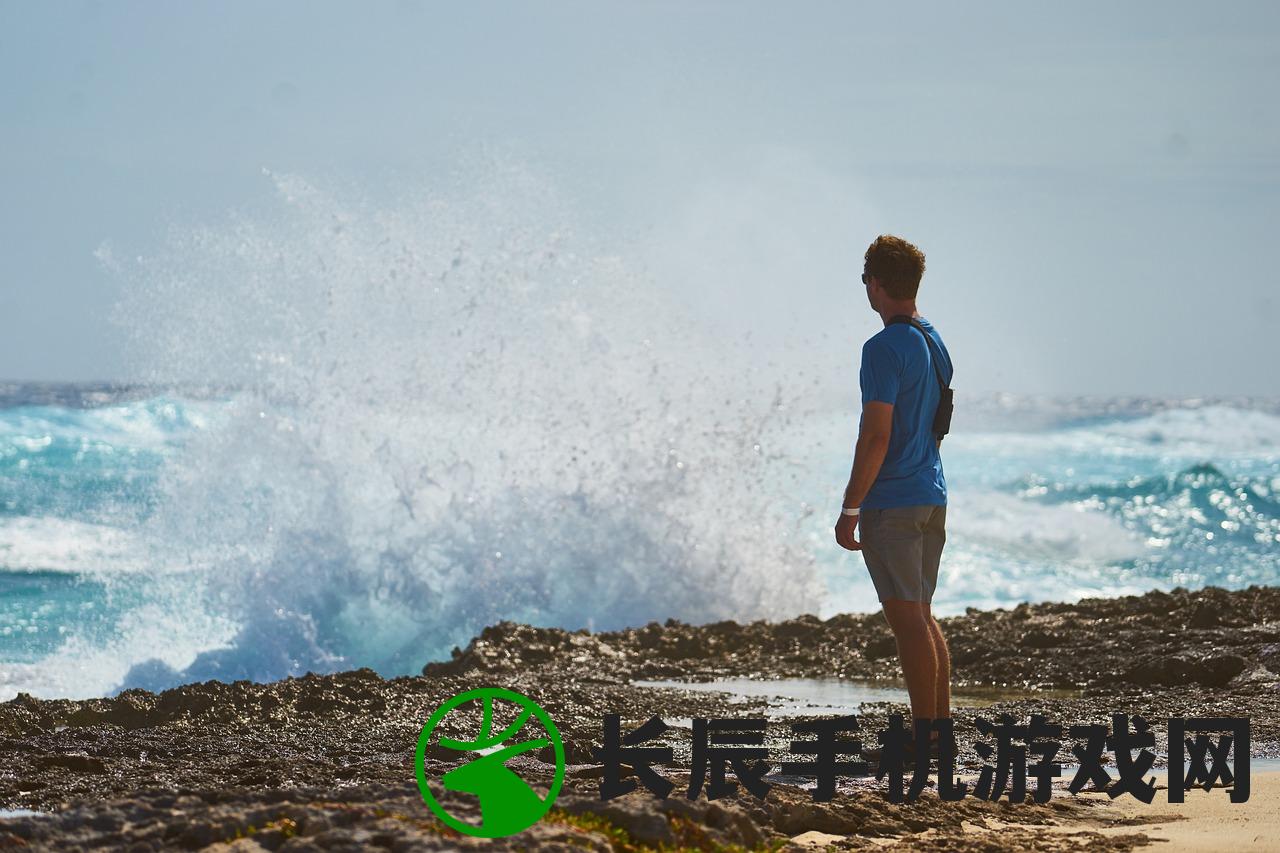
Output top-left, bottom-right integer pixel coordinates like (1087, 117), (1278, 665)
(862, 732), (959, 767)
(926, 732), (960, 761)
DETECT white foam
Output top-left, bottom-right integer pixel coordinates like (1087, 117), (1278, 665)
(0, 396), (216, 452)
(1095, 405), (1280, 455)
(0, 517), (144, 575)
(959, 404), (1280, 462)
(0, 598), (238, 701)
(948, 489), (1147, 564)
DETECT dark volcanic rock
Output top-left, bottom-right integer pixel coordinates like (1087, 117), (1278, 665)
(424, 584), (1280, 694)
(865, 635), (899, 661)
(0, 776), (1140, 852)
(1122, 652), (1247, 688)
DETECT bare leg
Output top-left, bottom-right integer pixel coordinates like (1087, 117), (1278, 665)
(881, 599), (937, 723)
(923, 603), (951, 721)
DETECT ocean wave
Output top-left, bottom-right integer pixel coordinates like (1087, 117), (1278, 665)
(961, 404), (1280, 462)
(1092, 405), (1280, 454)
(1018, 461), (1280, 558)
(0, 396), (212, 447)
(947, 489), (1148, 564)
(0, 593), (238, 701)
(0, 516), (144, 575)
(87, 169), (828, 695)
(0, 397), (215, 523)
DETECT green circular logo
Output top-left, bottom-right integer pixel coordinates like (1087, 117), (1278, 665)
(414, 687), (565, 838)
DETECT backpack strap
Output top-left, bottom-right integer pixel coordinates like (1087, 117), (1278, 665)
(888, 314), (950, 390)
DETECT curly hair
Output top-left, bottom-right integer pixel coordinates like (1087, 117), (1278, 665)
(864, 234), (926, 300)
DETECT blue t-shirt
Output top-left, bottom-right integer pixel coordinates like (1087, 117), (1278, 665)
(858, 316), (954, 509)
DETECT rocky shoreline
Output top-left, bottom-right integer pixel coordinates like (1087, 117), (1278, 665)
(1, 584), (1276, 851)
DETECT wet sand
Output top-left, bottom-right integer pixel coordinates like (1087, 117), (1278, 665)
(0, 584), (1276, 850)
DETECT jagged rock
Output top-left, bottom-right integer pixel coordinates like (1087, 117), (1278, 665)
(864, 636), (898, 661)
(557, 796), (676, 846)
(413, 585), (1280, 692)
(1189, 603), (1219, 628)
(775, 801), (858, 835)
(1122, 653), (1245, 688)
(1023, 627), (1062, 648)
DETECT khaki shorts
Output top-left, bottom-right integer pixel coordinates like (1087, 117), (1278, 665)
(860, 504), (947, 604)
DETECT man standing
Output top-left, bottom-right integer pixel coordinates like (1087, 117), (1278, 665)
(834, 234), (954, 749)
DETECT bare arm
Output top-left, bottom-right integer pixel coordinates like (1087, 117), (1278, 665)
(843, 401), (893, 508)
(834, 401), (893, 550)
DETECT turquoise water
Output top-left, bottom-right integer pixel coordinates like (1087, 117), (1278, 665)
(2, 386), (1278, 700)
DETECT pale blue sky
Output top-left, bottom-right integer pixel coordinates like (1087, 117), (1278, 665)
(2, 1), (1277, 394)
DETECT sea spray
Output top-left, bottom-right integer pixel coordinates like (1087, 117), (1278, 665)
(101, 164), (827, 690)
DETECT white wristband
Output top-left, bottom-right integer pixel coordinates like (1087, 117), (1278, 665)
(841, 506), (860, 516)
